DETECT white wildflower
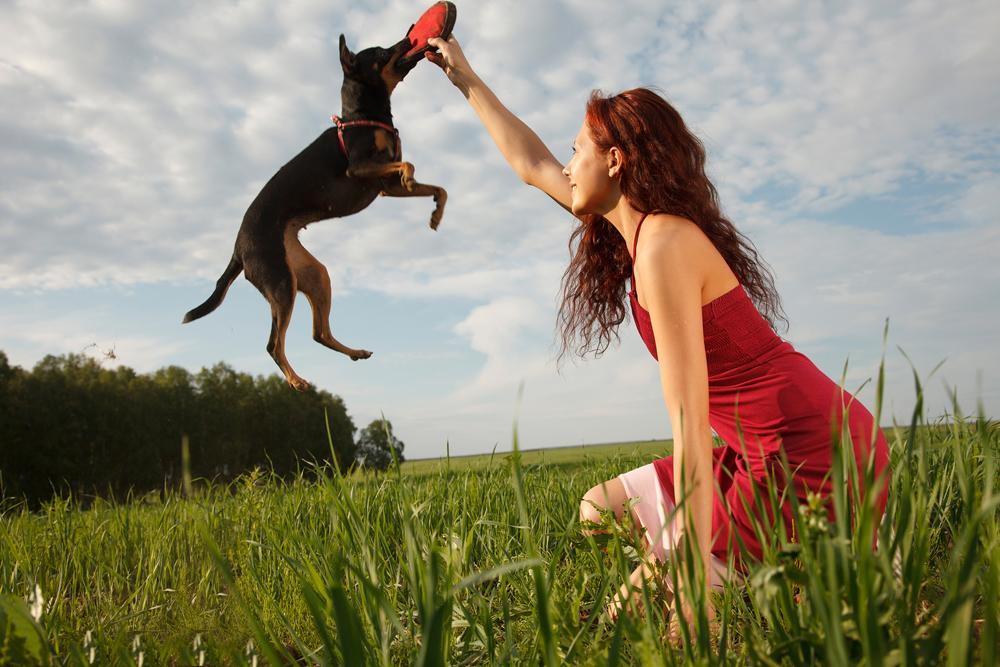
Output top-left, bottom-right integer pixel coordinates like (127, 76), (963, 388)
(193, 632), (205, 666)
(83, 629), (96, 664)
(131, 633), (144, 667)
(26, 583), (44, 622)
(245, 638), (258, 667)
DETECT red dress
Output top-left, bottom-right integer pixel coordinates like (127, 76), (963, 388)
(629, 212), (890, 571)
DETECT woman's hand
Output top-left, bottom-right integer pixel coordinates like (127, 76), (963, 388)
(425, 35), (476, 94)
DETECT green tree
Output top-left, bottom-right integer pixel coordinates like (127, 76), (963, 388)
(354, 419), (405, 472)
(0, 350), (357, 508)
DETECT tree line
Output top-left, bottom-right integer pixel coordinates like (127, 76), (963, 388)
(0, 350), (405, 509)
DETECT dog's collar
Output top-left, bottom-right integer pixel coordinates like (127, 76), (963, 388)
(331, 115), (401, 161)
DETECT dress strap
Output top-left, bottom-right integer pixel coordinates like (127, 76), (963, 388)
(630, 211), (651, 289)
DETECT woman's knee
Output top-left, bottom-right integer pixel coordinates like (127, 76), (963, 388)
(579, 495), (603, 531)
(579, 478), (628, 534)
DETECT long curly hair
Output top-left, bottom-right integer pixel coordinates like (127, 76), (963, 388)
(557, 87), (788, 361)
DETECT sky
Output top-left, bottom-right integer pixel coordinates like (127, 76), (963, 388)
(1, 0), (998, 461)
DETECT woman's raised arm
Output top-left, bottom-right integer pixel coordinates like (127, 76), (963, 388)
(426, 36), (572, 211)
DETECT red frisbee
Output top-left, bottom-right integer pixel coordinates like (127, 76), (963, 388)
(398, 1), (457, 66)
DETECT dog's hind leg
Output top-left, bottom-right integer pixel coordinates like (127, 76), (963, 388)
(243, 244), (311, 392)
(285, 230), (373, 362)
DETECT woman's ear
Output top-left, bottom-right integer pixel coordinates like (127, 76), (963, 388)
(607, 146), (624, 178)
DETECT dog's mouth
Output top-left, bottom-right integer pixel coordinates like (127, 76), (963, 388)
(377, 41), (414, 92)
(391, 36), (411, 54)
(391, 36), (419, 74)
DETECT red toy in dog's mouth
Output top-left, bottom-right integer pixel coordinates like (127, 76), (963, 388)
(397, 1), (457, 67)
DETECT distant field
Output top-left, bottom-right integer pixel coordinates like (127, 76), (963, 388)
(358, 438), (676, 477)
(356, 426), (903, 477)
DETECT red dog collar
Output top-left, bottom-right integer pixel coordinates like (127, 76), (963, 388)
(331, 114), (401, 161)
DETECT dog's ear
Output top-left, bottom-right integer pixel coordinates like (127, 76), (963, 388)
(339, 34), (356, 72)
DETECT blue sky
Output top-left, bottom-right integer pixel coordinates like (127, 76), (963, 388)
(2, 0), (998, 460)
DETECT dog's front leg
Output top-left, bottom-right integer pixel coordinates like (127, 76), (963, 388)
(379, 180), (448, 230)
(345, 161), (416, 192)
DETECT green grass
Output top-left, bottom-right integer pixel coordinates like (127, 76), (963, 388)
(1, 355), (998, 664)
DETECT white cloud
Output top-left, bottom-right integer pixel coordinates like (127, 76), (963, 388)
(451, 295), (549, 397)
(0, 308), (187, 373)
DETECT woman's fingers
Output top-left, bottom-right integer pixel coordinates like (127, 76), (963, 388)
(428, 35), (461, 63)
(426, 34), (471, 90)
(426, 39), (445, 64)
(424, 50), (443, 68)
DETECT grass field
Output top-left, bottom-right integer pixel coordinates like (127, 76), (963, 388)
(1, 377), (998, 664)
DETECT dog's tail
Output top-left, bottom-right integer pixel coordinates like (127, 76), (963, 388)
(182, 254), (243, 324)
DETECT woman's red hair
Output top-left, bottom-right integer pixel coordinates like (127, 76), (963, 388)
(557, 87), (787, 361)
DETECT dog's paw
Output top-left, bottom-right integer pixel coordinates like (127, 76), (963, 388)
(430, 190), (446, 230)
(349, 349), (373, 361)
(288, 376), (312, 392)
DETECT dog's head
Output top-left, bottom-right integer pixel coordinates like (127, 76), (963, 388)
(339, 34), (419, 95)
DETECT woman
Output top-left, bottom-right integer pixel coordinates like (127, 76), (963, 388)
(425, 36), (890, 633)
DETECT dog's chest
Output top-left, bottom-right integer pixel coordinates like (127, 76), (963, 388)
(373, 128), (397, 157)
(324, 181), (381, 218)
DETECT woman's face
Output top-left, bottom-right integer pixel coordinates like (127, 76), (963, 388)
(563, 121), (618, 216)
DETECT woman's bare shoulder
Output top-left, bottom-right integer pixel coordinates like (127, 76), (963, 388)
(639, 213), (713, 257)
(638, 213), (737, 301)
(634, 213), (722, 295)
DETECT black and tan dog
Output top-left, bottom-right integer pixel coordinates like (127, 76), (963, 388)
(183, 35), (446, 391)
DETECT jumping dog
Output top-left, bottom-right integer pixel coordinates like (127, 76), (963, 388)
(183, 35), (447, 391)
